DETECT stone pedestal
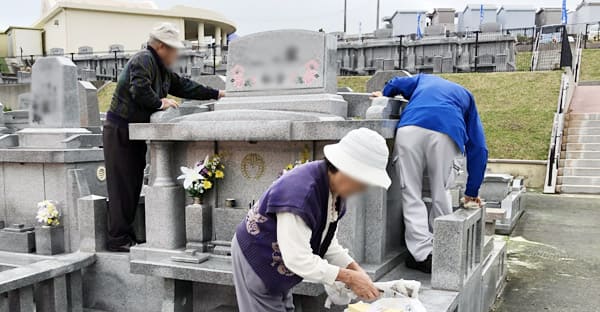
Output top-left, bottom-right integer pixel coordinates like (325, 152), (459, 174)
(35, 225), (65, 255)
(185, 203), (212, 251)
(78, 195), (108, 252)
(0, 224), (36, 253)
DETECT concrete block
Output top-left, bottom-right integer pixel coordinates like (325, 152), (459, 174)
(67, 270), (83, 312)
(185, 203), (212, 250)
(366, 70), (411, 93)
(161, 279), (193, 312)
(78, 195), (108, 252)
(365, 97), (404, 120)
(481, 239), (507, 312)
(145, 186), (186, 249)
(8, 285), (35, 312)
(432, 208), (484, 291)
(77, 81), (101, 131)
(213, 208), (248, 242)
(35, 275), (68, 312)
(0, 225), (36, 253)
(35, 225), (65, 255)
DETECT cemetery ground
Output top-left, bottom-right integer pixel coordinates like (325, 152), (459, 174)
(494, 194), (600, 311)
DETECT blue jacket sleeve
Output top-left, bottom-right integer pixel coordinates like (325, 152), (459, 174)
(382, 75), (419, 99)
(464, 94), (488, 197)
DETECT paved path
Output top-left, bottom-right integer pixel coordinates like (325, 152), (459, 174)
(570, 85), (600, 113)
(494, 194), (600, 311)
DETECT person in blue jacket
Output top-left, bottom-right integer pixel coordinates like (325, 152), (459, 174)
(372, 74), (488, 273)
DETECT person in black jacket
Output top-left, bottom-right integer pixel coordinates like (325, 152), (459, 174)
(103, 23), (224, 252)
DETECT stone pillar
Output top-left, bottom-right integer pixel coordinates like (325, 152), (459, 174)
(78, 195), (108, 252)
(214, 26), (222, 56)
(162, 279), (193, 312)
(146, 142), (185, 249)
(221, 32), (228, 47)
(66, 270), (83, 312)
(8, 285), (35, 312)
(35, 276), (68, 312)
(197, 23), (205, 43)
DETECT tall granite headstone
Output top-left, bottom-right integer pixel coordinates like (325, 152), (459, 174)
(29, 57), (81, 128)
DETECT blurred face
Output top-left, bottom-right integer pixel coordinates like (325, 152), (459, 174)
(329, 171), (367, 198)
(155, 42), (179, 67)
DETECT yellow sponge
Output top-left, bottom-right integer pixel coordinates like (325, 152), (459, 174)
(347, 302), (404, 312)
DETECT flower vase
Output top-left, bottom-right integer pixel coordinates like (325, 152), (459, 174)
(35, 225), (65, 255)
(185, 199), (212, 252)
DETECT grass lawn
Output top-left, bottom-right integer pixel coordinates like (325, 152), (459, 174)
(338, 71), (561, 160)
(516, 51), (532, 72)
(580, 49), (600, 81)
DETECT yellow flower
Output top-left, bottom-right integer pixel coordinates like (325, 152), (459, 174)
(207, 171), (212, 177)
(202, 180), (213, 190)
(285, 164), (293, 170)
(215, 170), (224, 179)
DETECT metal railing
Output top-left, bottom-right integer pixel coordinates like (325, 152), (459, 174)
(543, 34), (583, 194)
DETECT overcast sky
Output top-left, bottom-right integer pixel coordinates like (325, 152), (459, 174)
(1, 0), (576, 34)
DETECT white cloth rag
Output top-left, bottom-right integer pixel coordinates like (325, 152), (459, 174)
(324, 279), (422, 309)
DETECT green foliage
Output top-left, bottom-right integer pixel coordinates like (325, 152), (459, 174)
(0, 58), (9, 73)
(580, 49), (600, 81)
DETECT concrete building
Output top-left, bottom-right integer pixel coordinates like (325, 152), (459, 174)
(535, 8), (563, 28)
(33, 0), (236, 54)
(390, 10), (428, 36)
(569, 0), (600, 34)
(457, 4), (498, 32)
(3, 27), (44, 58)
(427, 8), (456, 32)
(497, 6), (536, 31)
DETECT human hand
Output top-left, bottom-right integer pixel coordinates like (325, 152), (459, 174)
(337, 269), (380, 301)
(218, 90), (226, 99)
(160, 98), (179, 110)
(462, 196), (482, 208)
(370, 91), (383, 99)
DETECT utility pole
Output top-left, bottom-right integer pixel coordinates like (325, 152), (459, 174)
(375, 0), (381, 30)
(343, 0), (347, 33)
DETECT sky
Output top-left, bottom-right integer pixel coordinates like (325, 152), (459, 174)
(0, 0), (577, 34)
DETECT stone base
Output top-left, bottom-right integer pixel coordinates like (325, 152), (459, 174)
(0, 229), (36, 253)
(495, 191), (525, 235)
(481, 239), (508, 312)
(17, 128), (93, 148)
(215, 93), (349, 117)
(35, 226), (65, 255)
(495, 208), (524, 235)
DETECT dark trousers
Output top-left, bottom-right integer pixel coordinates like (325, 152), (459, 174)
(103, 121), (147, 247)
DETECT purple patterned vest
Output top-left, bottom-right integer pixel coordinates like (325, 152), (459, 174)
(235, 160), (346, 295)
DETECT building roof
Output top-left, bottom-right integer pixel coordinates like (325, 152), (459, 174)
(463, 4), (497, 13)
(498, 5), (536, 13)
(577, 0), (600, 10)
(34, 0), (236, 34)
(4, 26), (44, 32)
(536, 7), (562, 14)
(390, 10), (427, 20)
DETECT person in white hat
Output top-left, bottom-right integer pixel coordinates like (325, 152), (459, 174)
(231, 128), (391, 312)
(103, 23), (225, 252)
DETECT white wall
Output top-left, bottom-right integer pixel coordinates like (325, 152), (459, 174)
(7, 29), (43, 57)
(458, 7), (497, 32)
(575, 4), (600, 24)
(43, 9), (68, 53)
(45, 9), (184, 53)
(498, 10), (535, 30)
(391, 12), (427, 36)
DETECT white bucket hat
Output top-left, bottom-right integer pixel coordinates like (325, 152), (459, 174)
(324, 128), (392, 189)
(149, 23), (185, 49)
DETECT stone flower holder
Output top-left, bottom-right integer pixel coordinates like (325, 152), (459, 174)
(35, 225), (65, 255)
(185, 199), (212, 252)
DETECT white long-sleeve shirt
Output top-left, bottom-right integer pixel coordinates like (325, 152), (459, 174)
(276, 192), (355, 285)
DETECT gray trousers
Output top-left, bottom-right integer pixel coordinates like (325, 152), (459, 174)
(393, 126), (461, 261)
(231, 237), (295, 312)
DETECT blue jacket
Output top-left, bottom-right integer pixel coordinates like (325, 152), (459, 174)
(383, 74), (488, 197)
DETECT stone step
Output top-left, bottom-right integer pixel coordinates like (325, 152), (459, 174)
(558, 184), (600, 194)
(560, 159), (600, 168)
(568, 113), (600, 121)
(557, 176), (600, 185)
(565, 135), (600, 143)
(565, 127), (600, 135)
(559, 167), (600, 176)
(566, 120), (600, 127)
(561, 150), (600, 159)
(563, 143), (600, 151)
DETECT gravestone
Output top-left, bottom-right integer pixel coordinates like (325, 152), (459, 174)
(192, 75), (226, 91)
(18, 93), (32, 110)
(78, 81), (102, 132)
(17, 71), (31, 84)
(78, 46), (93, 55)
(109, 44), (124, 53)
(29, 57), (81, 128)
(216, 30), (346, 116)
(48, 48), (64, 56)
(366, 70), (410, 93)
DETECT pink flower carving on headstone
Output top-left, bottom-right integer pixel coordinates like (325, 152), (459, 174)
(302, 59), (320, 85)
(231, 65), (246, 89)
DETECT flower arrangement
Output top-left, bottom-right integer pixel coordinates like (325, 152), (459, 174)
(280, 146), (312, 177)
(36, 200), (61, 227)
(178, 154), (225, 202)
